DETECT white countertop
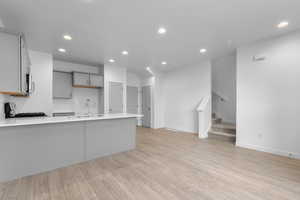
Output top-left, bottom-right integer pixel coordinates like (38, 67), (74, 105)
(0, 113), (143, 128)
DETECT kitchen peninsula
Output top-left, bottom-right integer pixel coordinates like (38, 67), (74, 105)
(0, 113), (141, 182)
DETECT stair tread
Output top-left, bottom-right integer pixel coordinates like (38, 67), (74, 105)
(212, 123), (236, 130)
(209, 130), (236, 137)
(212, 118), (222, 124)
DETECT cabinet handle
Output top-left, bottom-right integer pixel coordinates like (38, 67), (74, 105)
(31, 81), (35, 93)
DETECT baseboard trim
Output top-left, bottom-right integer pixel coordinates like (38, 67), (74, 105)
(236, 142), (300, 160)
(164, 127), (196, 134)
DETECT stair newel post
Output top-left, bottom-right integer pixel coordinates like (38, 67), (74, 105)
(197, 96), (211, 139)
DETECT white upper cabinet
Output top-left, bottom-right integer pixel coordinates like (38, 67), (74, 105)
(0, 30), (21, 94)
(0, 29), (31, 96)
(90, 74), (103, 87)
(73, 72), (90, 86)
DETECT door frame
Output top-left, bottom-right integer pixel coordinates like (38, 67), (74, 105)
(142, 85), (152, 128)
(126, 85), (139, 114)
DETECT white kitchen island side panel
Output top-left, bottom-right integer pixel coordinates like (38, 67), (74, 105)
(0, 122), (85, 182)
(0, 117), (137, 182)
(86, 118), (136, 160)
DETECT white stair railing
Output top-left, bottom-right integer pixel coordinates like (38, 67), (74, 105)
(197, 96), (211, 139)
(212, 90), (228, 102)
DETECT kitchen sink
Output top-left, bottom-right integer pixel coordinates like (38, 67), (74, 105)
(74, 114), (104, 118)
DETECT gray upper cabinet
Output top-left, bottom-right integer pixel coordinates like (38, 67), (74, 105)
(73, 72), (103, 88)
(73, 72), (90, 87)
(53, 71), (73, 99)
(0, 29), (31, 96)
(90, 74), (104, 87)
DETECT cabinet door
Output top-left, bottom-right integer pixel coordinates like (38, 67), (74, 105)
(53, 71), (73, 99)
(90, 74), (103, 87)
(0, 31), (21, 93)
(73, 72), (90, 86)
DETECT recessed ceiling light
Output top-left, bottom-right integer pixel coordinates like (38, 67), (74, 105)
(146, 66), (154, 75)
(58, 48), (66, 53)
(109, 59), (115, 63)
(63, 34), (72, 40)
(161, 61), (167, 65)
(157, 27), (167, 35)
(277, 21), (289, 28)
(200, 48), (207, 54)
(122, 51), (129, 55)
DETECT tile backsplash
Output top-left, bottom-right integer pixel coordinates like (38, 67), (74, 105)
(53, 87), (102, 115)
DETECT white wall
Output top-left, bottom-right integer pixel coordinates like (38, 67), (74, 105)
(127, 72), (141, 87)
(53, 60), (101, 74)
(211, 53), (236, 123)
(127, 72), (142, 125)
(162, 61), (212, 133)
(237, 30), (300, 159)
(104, 65), (127, 113)
(53, 60), (103, 115)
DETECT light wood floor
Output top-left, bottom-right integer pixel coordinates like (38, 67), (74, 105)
(1, 127), (300, 200)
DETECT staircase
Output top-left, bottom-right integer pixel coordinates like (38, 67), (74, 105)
(209, 113), (236, 143)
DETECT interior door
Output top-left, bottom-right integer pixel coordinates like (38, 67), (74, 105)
(109, 82), (123, 113)
(127, 86), (138, 114)
(142, 86), (151, 127)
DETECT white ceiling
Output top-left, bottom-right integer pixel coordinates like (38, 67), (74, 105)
(0, 0), (299, 76)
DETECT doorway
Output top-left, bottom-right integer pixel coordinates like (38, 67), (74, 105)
(142, 86), (151, 127)
(109, 82), (123, 113)
(127, 86), (138, 114)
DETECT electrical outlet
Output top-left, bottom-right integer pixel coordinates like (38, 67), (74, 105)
(288, 153), (293, 158)
(258, 133), (263, 139)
